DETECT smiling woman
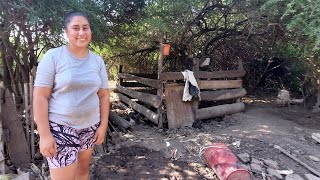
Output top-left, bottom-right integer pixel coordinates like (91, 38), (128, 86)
(33, 10), (110, 180)
(64, 12), (92, 58)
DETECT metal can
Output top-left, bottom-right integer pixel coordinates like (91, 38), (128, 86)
(203, 143), (251, 180)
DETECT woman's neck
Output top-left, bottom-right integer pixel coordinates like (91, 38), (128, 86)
(66, 45), (88, 58)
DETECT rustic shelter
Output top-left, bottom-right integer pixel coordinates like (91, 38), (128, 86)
(116, 43), (246, 129)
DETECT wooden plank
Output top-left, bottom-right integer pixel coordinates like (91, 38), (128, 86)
(196, 102), (245, 120)
(198, 80), (242, 89)
(129, 73), (158, 79)
(117, 93), (159, 124)
(159, 69), (246, 80)
(120, 82), (149, 88)
(165, 84), (194, 129)
(1, 89), (31, 169)
(118, 73), (161, 88)
(117, 85), (161, 108)
(200, 88), (247, 101)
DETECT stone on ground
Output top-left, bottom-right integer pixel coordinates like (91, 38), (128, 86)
(237, 153), (250, 164)
(267, 168), (283, 179)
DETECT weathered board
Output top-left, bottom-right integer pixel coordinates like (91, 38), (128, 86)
(200, 88), (247, 101)
(165, 84), (194, 129)
(1, 89), (30, 169)
(117, 85), (161, 108)
(118, 73), (161, 88)
(159, 69), (246, 80)
(198, 80), (242, 89)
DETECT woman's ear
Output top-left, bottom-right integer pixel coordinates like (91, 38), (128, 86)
(63, 29), (69, 40)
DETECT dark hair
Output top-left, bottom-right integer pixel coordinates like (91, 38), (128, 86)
(63, 10), (89, 29)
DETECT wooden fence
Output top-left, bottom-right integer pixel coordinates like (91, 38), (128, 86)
(116, 59), (246, 129)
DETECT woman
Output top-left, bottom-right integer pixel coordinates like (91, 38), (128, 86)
(33, 10), (110, 180)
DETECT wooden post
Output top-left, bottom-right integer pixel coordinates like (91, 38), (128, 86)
(23, 83), (30, 149)
(29, 75), (35, 162)
(237, 59), (244, 103)
(192, 58), (200, 119)
(118, 65), (123, 86)
(157, 33), (165, 128)
(0, 87), (6, 174)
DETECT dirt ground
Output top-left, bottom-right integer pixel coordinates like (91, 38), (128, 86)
(92, 97), (320, 180)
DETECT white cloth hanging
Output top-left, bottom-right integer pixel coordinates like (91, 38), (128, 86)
(181, 70), (201, 101)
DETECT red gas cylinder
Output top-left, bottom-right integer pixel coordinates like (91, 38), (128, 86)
(203, 143), (251, 180)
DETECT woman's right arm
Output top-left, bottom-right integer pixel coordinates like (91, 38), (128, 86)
(33, 87), (57, 157)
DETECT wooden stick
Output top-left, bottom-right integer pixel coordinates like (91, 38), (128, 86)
(274, 145), (320, 177)
(29, 76), (35, 162)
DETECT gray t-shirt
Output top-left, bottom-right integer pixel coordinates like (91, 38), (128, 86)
(34, 46), (109, 129)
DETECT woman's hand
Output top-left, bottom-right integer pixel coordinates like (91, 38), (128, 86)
(93, 126), (107, 145)
(39, 133), (57, 157)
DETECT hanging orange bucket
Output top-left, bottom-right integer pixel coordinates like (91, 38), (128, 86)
(163, 44), (171, 56)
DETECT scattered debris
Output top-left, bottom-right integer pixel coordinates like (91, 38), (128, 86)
(232, 140), (241, 148)
(250, 163), (263, 172)
(274, 145), (320, 177)
(263, 159), (279, 169)
(251, 158), (264, 166)
(277, 170), (294, 175)
(308, 155), (320, 162)
(267, 168), (283, 179)
(304, 173), (320, 180)
(312, 133), (320, 143)
(285, 174), (304, 180)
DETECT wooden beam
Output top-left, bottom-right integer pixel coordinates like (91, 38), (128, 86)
(157, 34), (165, 128)
(196, 102), (245, 120)
(129, 73), (158, 79)
(116, 93), (159, 124)
(200, 88), (247, 101)
(117, 85), (161, 108)
(109, 111), (131, 132)
(119, 82), (149, 88)
(159, 69), (246, 80)
(199, 80), (242, 89)
(119, 73), (161, 88)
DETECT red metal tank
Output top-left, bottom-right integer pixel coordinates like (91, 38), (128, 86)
(203, 143), (251, 180)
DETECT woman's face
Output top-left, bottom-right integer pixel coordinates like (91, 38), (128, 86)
(65, 16), (92, 49)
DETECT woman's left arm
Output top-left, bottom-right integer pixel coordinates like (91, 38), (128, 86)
(94, 88), (110, 145)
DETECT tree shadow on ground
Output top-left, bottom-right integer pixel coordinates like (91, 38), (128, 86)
(93, 145), (217, 180)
